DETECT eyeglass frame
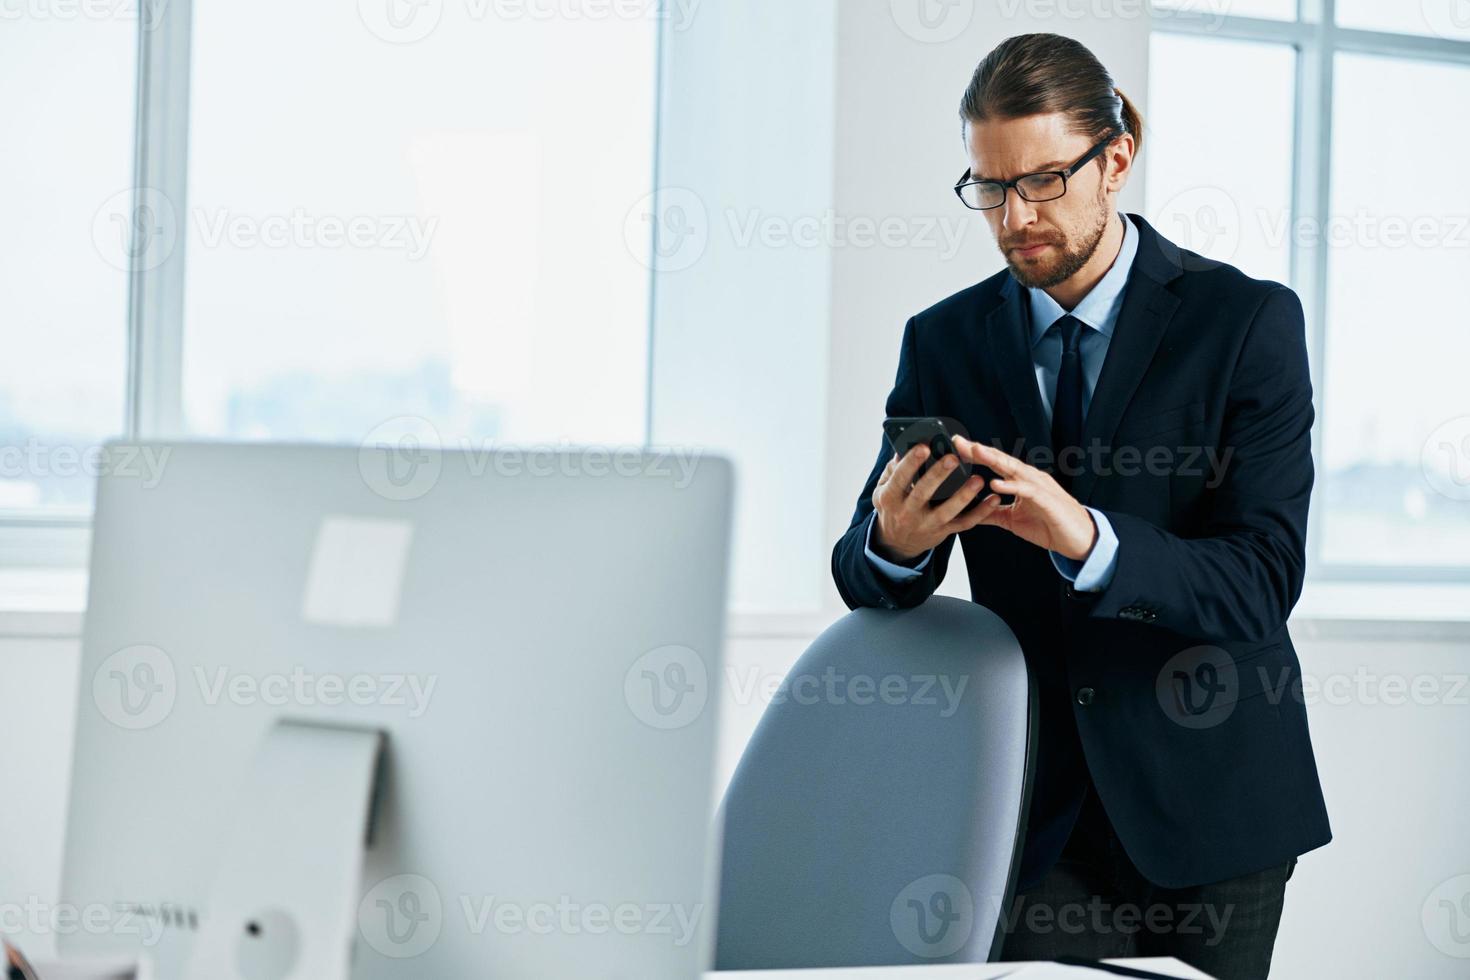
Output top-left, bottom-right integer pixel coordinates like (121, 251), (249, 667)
(953, 130), (1120, 211)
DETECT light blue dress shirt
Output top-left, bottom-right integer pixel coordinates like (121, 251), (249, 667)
(864, 212), (1138, 591)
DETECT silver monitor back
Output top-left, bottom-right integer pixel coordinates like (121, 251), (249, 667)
(60, 440), (733, 979)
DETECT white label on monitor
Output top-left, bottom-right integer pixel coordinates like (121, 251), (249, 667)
(302, 516), (414, 628)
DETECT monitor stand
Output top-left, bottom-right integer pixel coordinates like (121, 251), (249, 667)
(185, 720), (386, 980)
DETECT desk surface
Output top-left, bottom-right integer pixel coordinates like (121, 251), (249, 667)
(709, 957), (1212, 979)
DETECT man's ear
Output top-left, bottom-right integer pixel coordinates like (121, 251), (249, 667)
(1105, 133), (1136, 191)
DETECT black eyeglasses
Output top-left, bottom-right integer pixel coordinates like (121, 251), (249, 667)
(953, 131), (1118, 211)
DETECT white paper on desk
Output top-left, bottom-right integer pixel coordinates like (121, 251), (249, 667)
(31, 959), (138, 980)
(1004, 965), (1131, 978)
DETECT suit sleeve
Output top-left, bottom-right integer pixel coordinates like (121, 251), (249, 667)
(831, 316), (957, 610)
(1081, 286), (1313, 644)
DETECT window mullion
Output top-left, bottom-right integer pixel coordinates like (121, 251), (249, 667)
(1291, 0), (1335, 580)
(125, 0), (193, 440)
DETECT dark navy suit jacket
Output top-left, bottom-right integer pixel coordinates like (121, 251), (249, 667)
(832, 211), (1332, 889)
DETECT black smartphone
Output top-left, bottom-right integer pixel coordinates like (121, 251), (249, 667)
(881, 416), (1012, 506)
(881, 416), (973, 502)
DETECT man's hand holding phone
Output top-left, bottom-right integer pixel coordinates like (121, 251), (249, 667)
(870, 442), (988, 563)
(871, 423), (1100, 566)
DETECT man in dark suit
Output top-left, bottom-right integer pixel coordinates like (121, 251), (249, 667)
(831, 33), (1331, 979)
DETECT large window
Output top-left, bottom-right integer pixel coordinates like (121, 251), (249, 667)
(0, 0), (658, 535)
(0, 11), (136, 515)
(1145, 32), (1295, 285)
(181, 3), (656, 446)
(1322, 53), (1470, 567)
(1147, 2), (1470, 580)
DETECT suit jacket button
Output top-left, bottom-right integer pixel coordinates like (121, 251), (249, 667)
(1076, 687), (1096, 706)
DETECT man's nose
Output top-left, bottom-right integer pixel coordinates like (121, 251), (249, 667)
(1002, 195), (1038, 233)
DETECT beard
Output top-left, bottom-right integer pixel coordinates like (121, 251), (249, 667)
(1002, 190), (1111, 290)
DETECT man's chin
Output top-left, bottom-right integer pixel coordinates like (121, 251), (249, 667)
(1007, 257), (1062, 289)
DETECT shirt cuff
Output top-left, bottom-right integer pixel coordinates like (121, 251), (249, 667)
(1050, 506), (1119, 592)
(864, 511), (933, 582)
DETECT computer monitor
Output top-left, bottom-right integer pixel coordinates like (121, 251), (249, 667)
(59, 440), (733, 979)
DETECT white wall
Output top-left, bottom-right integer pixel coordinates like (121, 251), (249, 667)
(0, 632), (78, 960)
(1272, 623), (1470, 978)
(651, 0), (838, 614)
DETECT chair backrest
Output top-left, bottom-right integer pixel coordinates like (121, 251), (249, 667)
(713, 596), (1035, 970)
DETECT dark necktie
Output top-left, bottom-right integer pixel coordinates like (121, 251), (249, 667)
(1050, 315), (1085, 492)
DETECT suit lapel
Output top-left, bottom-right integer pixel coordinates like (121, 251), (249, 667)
(1071, 212), (1184, 503)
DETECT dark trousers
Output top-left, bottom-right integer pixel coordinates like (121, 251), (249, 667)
(999, 781), (1296, 979)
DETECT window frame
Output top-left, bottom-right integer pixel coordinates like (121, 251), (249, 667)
(0, 2), (186, 566)
(5, 1), (1469, 593)
(1, 0), (668, 573)
(1152, 0), (1470, 584)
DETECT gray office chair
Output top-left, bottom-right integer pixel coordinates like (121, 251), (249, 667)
(713, 595), (1036, 970)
